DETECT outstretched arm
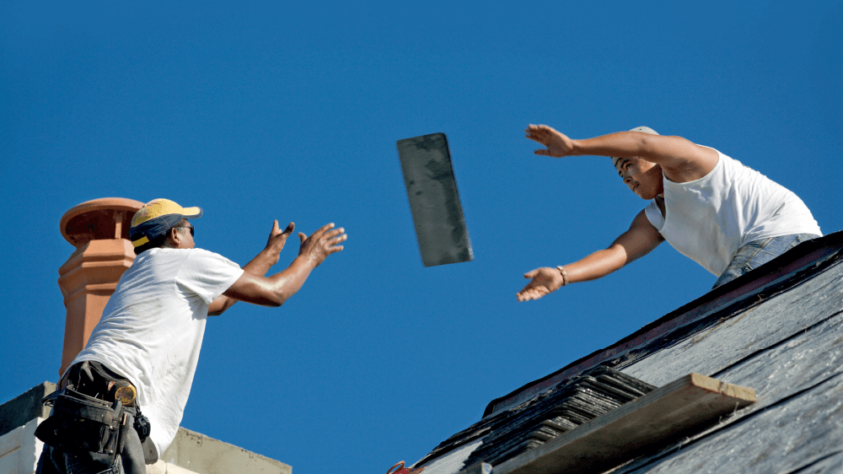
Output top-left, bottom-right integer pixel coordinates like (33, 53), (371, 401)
(516, 210), (663, 302)
(208, 220), (296, 316)
(525, 124), (718, 181)
(209, 222), (347, 314)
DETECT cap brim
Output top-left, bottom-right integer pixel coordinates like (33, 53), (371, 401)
(182, 207), (203, 219)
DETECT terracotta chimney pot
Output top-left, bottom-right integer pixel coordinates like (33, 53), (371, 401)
(58, 198), (144, 376)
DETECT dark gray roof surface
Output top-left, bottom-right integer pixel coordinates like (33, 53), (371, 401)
(485, 231), (843, 417)
(416, 231), (843, 473)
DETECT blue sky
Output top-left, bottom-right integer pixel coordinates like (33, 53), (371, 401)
(1, 2), (841, 473)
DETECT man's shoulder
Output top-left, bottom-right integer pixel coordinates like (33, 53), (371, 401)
(138, 248), (240, 272)
(143, 247), (225, 259)
(182, 247), (241, 270)
(187, 247), (233, 261)
(137, 247), (193, 264)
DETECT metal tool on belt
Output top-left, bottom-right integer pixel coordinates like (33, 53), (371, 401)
(112, 380), (137, 406)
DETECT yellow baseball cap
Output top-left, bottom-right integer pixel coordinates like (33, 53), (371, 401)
(129, 199), (203, 248)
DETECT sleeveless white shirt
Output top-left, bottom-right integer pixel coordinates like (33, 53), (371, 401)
(644, 149), (821, 276)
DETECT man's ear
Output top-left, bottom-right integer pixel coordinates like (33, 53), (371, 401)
(168, 226), (182, 247)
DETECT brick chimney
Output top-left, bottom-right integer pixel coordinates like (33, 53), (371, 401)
(57, 198), (144, 376)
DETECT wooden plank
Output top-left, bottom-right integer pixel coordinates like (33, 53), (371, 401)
(420, 439), (484, 474)
(493, 374), (756, 474)
(609, 313), (843, 473)
(460, 463), (492, 474)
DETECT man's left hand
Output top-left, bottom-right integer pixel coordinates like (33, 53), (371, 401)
(266, 220), (295, 256)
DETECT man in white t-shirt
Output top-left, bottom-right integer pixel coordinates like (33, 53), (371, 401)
(516, 125), (822, 302)
(37, 199), (347, 474)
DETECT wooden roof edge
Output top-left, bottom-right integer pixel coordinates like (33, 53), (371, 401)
(490, 373), (756, 474)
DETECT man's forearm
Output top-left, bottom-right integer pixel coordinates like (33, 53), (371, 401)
(572, 131), (704, 171)
(243, 247), (281, 276)
(209, 248), (282, 315)
(217, 255), (317, 309)
(220, 222), (345, 309)
(265, 255), (316, 303)
(563, 247), (627, 284)
(572, 132), (655, 160)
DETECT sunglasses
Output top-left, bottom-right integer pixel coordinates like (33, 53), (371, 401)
(174, 225), (195, 237)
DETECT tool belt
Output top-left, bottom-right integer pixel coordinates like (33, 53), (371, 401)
(35, 388), (126, 458)
(35, 361), (153, 467)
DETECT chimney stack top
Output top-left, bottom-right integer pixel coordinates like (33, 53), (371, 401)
(60, 198), (144, 248)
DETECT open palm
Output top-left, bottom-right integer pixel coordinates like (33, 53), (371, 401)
(517, 267), (565, 302)
(525, 124), (574, 157)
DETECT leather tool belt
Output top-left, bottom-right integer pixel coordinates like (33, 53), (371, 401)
(35, 361), (155, 467)
(35, 388), (126, 459)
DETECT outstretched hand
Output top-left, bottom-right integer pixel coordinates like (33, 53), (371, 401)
(517, 267), (566, 302)
(266, 220), (295, 255)
(298, 223), (347, 267)
(525, 124), (574, 158)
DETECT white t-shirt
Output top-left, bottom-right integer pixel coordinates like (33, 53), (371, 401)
(72, 247), (244, 456)
(644, 149), (822, 276)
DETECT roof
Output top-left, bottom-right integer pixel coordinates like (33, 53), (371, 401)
(415, 366), (656, 469)
(415, 231), (843, 473)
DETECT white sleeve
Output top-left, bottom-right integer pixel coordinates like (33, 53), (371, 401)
(644, 200), (664, 231)
(176, 249), (245, 304)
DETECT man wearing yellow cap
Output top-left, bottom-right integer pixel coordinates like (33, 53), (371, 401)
(516, 125), (822, 302)
(37, 199), (347, 474)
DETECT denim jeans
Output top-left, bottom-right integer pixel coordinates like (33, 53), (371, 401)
(712, 233), (820, 289)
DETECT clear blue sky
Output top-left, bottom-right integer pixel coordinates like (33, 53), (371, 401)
(2, 2), (841, 473)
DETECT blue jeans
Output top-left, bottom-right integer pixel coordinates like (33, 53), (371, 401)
(712, 233), (820, 289)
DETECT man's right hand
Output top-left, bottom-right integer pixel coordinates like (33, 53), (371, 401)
(517, 267), (566, 302)
(525, 124), (575, 158)
(265, 221), (295, 256)
(298, 223), (347, 267)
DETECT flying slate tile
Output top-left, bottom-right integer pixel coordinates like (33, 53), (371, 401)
(396, 133), (473, 267)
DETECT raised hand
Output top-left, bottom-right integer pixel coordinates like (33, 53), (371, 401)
(265, 220), (295, 255)
(298, 223), (347, 267)
(516, 267), (565, 302)
(525, 124), (574, 158)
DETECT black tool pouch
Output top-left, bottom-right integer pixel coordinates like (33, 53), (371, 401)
(35, 388), (124, 463)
